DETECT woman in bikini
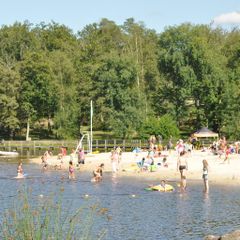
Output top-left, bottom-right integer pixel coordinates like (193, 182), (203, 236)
(177, 151), (188, 191)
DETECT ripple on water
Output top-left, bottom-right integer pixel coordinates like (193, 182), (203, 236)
(0, 162), (240, 240)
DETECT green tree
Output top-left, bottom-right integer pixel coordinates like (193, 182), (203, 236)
(0, 63), (20, 137)
(18, 51), (58, 139)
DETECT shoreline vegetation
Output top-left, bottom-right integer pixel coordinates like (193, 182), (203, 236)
(1, 187), (107, 240)
(1, 20), (240, 142)
(30, 149), (240, 186)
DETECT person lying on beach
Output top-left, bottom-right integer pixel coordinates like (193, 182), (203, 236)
(92, 163), (104, 182)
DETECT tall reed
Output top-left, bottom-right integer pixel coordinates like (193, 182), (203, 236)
(0, 187), (107, 240)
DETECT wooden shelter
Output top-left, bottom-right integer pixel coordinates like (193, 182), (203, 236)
(193, 127), (218, 138)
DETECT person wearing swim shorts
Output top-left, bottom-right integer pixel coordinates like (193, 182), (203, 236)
(177, 151), (188, 191)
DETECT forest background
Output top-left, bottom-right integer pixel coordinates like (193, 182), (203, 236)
(0, 18), (239, 140)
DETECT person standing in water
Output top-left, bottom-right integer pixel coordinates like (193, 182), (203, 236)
(92, 163), (104, 182)
(68, 161), (75, 179)
(17, 162), (24, 178)
(202, 159), (209, 193)
(177, 151), (188, 191)
(111, 149), (118, 173)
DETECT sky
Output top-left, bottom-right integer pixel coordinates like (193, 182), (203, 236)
(0, 0), (240, 33)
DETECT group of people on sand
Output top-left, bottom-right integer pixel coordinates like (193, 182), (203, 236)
(16, 137), (214, 194)
(209, 137), (237, 164)
(145, 137), (210, 193)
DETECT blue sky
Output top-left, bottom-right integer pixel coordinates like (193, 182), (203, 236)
(1, 0), (240, 33)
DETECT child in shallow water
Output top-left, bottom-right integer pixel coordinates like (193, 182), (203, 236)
(17, 162), (24, 178)
(68, 161), (75, 179)
(92, 163), (104, 182)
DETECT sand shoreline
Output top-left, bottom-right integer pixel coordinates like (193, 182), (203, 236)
(30, 150), (240, 185)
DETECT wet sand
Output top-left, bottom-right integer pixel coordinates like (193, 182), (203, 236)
(30, 149), (240, 184)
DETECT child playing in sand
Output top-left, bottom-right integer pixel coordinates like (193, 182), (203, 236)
(202, 159), (209, 193)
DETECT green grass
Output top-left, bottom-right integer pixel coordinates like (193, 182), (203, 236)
(1, 186), (107, 240)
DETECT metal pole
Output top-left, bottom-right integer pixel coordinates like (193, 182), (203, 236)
(90, 100), (93, 153)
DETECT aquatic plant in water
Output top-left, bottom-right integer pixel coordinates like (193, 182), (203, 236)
(0, 187), (107, 240)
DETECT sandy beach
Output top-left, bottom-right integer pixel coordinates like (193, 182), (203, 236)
(30, 149), (240, 184)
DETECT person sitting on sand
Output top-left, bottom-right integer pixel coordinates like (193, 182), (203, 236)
(162, 157), (168, 167)
(68, 161), (75, 179)
(17, 162), (24, 178)
(92, 163), (104, 182)
(137, 157), (147, 171)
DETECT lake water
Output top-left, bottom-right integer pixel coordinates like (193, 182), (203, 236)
(0, 156), (239, 240)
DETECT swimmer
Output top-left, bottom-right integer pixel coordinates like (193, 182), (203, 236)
(92, 163), (104, 182)
(16, 162), (24, 178)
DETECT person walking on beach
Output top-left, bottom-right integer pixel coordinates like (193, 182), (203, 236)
(116, 146), (122, 163)
(176, 139), (184, 156)
(223, 145), (231, 164)
(177, 151), (188, 191)
(78, 148), (85, 165)
(68, 161), (75, 179)
(202, 159), (209, 193)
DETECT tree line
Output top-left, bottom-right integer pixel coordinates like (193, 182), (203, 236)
(0, 19), (239, 140)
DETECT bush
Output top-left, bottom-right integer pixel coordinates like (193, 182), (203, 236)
(139, 114), (180, 140)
